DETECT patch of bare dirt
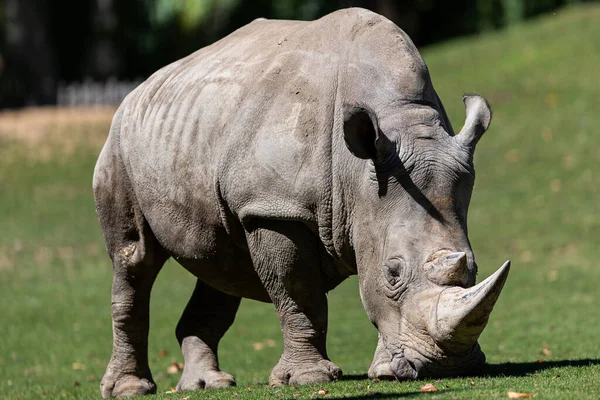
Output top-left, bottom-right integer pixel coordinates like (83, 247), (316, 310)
(0, 106), (116, 142)
(0, 106), (116, 160)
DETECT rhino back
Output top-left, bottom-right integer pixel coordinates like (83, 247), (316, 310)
(115, 8), (433, 260)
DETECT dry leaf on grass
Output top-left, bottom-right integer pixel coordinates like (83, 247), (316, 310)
(158, 349), (168, 358)
(252, 342), (265, 350)
(508, 391), (534, 398)
(311, 388), (328, 396)
(542, 348), (551, 355)
(421, 383), (437, 392)
(164, 387), (177, 393)
(167, 362), (184, 374)
(167, 364), (178, 374)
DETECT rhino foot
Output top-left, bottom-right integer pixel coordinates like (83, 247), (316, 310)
(368, 360), (395, 380)
(100, 371), (156, 398)
(176, 369), (236, 391)
(368, 334), (396, 381)
(269, 359), (342, 386)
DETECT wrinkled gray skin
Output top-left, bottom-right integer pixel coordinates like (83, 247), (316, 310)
(93, 8), (511, 398)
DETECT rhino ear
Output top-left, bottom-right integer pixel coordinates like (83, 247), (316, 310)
(343, 107), (379, 159)
(343, 106), (396, 163)
(456, 95), (492, 149)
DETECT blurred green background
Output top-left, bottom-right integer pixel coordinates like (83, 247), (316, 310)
(0, 1), (599, 399)
(1, 0), (598, 108)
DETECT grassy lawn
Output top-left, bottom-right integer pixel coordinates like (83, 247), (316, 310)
(1, 4), (599, 399)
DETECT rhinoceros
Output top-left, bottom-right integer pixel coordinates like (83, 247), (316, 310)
(93, 7), (510, 398)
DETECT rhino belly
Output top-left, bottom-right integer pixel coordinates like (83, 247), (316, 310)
(134, 189), (270, 301)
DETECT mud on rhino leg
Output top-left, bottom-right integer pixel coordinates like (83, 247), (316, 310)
(368, 334), (395, 380)
(175, 279), (240, 391)
(245, 220), (342, 386)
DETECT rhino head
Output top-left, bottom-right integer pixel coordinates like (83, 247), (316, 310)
(343, 95), (510, 379)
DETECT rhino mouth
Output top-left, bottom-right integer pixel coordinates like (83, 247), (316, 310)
(391, 343), (485, 379)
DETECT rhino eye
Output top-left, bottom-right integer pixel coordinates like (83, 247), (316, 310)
(384, 258), (402, 283)
(383, 257), (408, 300)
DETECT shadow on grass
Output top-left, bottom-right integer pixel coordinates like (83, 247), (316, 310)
(332, 390), (461, 399)
(332, 360), (599, 398)
(333, 363), (600, 400)
(341, 359), (600, 383)
(337, 375), (463, 398)
(483, 358), (600, 377)
(339, 374), (369, 381)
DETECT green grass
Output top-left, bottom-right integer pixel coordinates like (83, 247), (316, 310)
(1, 4), (600, 399)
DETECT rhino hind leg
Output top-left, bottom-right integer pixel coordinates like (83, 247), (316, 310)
(94, 126), (170, 398)
(175, 279), (240, 391)
(368, 334), (395, 380)
(98, 222), (168, 398)
(245, 220), (342, 386)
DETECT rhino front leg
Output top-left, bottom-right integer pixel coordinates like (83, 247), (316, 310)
(175, 279), (240, 391)
(368, 334), (395, 380)
(246, 220), (342, 386)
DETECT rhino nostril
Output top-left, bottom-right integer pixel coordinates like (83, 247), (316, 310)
(406, 359), (417, 374)
(391, 354), (418, 380)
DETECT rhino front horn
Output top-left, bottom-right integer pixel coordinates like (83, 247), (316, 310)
(428, 261), (511, 352)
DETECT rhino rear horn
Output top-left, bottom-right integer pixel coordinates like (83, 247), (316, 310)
(455, 95), (492, 149)
(428, 260), (510, 352)
(424, 251), (469, 287)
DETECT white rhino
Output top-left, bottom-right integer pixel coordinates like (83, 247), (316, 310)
(93, 7), (510, 398)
